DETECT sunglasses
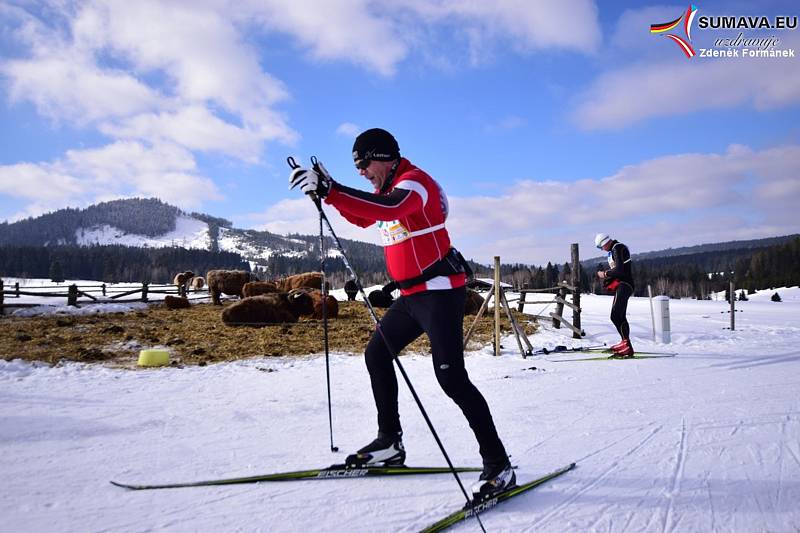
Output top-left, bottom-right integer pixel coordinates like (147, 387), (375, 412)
(355, 159), (371, 170)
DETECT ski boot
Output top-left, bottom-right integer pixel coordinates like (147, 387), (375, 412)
(610, 339), (634, 358)
(610, 339), (627, 352)
(470, 459), (516, 502)
(345, 431), (406, 468)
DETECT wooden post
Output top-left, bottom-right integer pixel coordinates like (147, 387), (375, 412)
(67, 284), (78, 306)
(141, 281), (149, 302)
(730, 281), (735, 331)
(0, 278), (4, 315)
(15, 282), (20, 297)
(464, 291), (492, 347)
(570, 243), (582, 338)
(494, 256), (501, 356)
(102, 283), (106, 296)
(552, 286), (566, 328)
(517, 290), (527, 313)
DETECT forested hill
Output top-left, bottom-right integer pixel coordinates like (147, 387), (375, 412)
(0, 198), (195, 245)
(0, 198), (388, 285)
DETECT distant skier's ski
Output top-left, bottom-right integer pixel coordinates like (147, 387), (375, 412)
(110, 464), (481, 490)
(548, 354), (676, 362)
(419, 463), (576, 533)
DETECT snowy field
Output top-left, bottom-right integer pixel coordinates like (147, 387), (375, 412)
(1, 285), (799, 532)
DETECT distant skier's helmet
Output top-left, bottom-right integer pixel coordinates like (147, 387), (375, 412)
(595, 233), (611, 249)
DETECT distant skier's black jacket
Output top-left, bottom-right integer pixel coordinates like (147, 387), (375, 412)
(604, 240), (634, 290)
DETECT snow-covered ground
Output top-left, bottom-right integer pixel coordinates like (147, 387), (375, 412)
(1, 286), (799, 532)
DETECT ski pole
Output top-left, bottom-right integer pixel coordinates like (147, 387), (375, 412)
(317, 207), (337, 453)
(288, 157), (486, 532)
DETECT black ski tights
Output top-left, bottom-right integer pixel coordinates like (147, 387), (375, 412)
(611, 282), (634, 340)
(364, 286), (507, 464)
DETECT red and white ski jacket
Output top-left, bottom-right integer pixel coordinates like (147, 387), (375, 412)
(325, 158), (466, 296)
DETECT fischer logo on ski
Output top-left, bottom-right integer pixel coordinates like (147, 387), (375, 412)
(464, 496), (499, 517)
(315, 468), (370, 478)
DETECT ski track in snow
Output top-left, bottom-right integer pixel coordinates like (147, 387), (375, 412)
(2, 287), (800, 532)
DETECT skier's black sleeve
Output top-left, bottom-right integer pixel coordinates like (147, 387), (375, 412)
(331, 182), (413, 208)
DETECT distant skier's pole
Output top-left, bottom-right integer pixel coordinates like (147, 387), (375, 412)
(318, 209), (337, 453)
(287, 156), (486, 532)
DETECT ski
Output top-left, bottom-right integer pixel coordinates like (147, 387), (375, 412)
(419, 463), (576, 533)
(582, 347), (677, 355)
(535, 344), (676, 357)
(548, 353), (676, 362)
(110, 464), (482, 491)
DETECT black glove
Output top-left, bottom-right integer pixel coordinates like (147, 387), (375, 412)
(289, 167), (331, 198)
(382, 281), (399, 295)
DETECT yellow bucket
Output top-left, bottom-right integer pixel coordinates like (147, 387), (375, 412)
(138, 349), (170, 367)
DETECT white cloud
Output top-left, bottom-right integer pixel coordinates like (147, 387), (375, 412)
(99, 106), (267, 162)
(409, 0), (602, 54)
(444, 144), (800, 264)
(0, 141), (222, 220)
(336, 122), (361, 138)
(236, 0), (600, 75)
(0, 0), (297, 157)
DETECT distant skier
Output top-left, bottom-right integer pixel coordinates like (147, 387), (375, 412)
(289, 128), (514, 499)
(595, 233), (635, 357)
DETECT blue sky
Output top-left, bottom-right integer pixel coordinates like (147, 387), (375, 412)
(1, 0), (798, 266)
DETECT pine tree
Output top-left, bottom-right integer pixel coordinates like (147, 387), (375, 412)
(49, 260), (65, 283)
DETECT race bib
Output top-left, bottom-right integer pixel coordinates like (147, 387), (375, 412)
(377, 220), (410, 245)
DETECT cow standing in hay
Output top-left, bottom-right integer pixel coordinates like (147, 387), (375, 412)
(173, 270), (194, 296)
(207, 270), (253, 305)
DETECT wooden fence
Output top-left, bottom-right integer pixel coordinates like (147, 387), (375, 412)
(0, 278), (209, 315)
(515, 243), (585, 339)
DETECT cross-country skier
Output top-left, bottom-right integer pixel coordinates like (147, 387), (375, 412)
(595, 233), (635, 357)
(289, 128), (514, 499)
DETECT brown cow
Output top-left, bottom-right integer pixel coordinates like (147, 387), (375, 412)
(207, 270), (253, 305)
(464, 289), (485, 315)
(297, 289), (339, 319)
(274, 272), (324, 292)
(242, 281), (279, 298)
(164, 295), (191, 309)
(221, 292), (314, 327)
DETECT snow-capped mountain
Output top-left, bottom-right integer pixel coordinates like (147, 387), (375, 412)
(0, 198), (364, 266)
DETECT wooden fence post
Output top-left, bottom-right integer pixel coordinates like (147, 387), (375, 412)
(552, 286), (566, 328)
(0, 278), (4, 315)
(517, 290), (527, 313)
(141, 281), (149, 302)
(15, 282), (20, 297)
(67, 284), (78, 306)
(102, 283), (106, 296)
(570, 243), (582, 338)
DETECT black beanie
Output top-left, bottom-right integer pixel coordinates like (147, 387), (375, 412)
(352, 128), (400, 162)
